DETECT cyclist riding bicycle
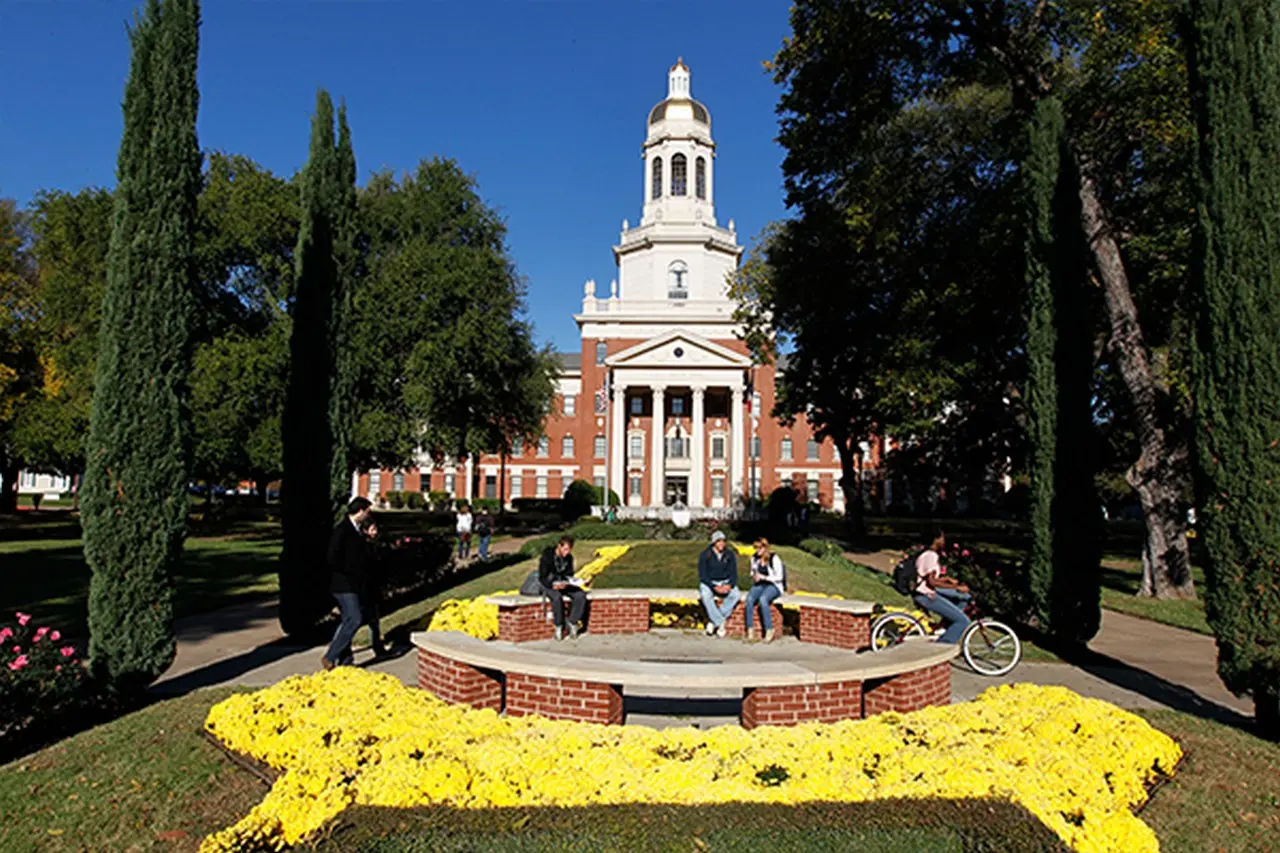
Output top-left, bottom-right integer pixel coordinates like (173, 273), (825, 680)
(914, 530), (972, 644)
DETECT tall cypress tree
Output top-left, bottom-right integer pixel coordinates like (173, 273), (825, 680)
(279, 91), (357, 635)
(1024, 96), (1102, 646)
(1188, 0), (1280, 733)
(83, 0), (201, 688)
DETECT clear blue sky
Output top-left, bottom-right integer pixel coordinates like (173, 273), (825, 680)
(1, 0), (792, 352)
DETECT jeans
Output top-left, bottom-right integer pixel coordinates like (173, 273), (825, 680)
(478, 534), (491, 560)
(699, 583), (742, 628)
(914, 587), (972, 644)
(457, 532), (471, 559)
(543, 584), (587, 627)
(325, 592), (363, 665)
(744, 583), (782, 631)
(360, 589), (383, 653)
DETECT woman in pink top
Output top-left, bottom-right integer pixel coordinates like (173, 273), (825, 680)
(913, 531), (972, 644)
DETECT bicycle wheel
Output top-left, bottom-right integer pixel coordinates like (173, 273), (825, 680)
(962, 619), (1022, 676)
(870, 611), (927, 651)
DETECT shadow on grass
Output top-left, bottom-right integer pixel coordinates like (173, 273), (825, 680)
(308, 800), (1068, 853)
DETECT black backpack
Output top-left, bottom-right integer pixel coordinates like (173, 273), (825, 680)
(892, 554), (919, 596)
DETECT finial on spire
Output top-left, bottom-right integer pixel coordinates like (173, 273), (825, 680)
(585, 279), (596, 297)
(610, 279), (618, 298)
(668, 58), (691, 99)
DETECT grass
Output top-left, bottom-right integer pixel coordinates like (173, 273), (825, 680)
(1098, 558), (1211, 635)
(4, 687), (1278, 852)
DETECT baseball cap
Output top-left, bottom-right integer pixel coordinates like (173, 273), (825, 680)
(710, 530), (726, 543)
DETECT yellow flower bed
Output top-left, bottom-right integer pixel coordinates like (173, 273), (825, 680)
(200, 670), (1181, 853)
(426, 545), (632, 640)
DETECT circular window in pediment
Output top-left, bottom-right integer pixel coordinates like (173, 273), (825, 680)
(674, 347), (685, 358)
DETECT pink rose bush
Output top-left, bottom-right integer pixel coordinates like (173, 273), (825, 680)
(0, 611), (88, 751)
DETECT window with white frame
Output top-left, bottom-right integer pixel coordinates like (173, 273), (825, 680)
(537, 436), (550, 457)
(711, 476), (726, 500)
(593, 475), (606, 493)
(511, 473), (523, 497)
(710, 435), (726, 460)
(562, 435), (575, 457)
(443, 472), (454, 495)
(594, 435), (606, 457)
(484, 475), (497, 499)
(370, 470), (382, 493)
(511, 437), (523, 457)
(630, 396), (643, 415)
(671, 396), (685, 415)
(750, 479), (761, 498)
(750, 435), (761, 459)
(564, 395), (576, 416)
(807, 478), (820, 501)
(665, 435), (689, 458)
(671, 153), (688, 196)
(596, 341), (607, 365)
(629, 475), (643, 499)
(651, 156), (663, 200)
(807, 439), (820, 461)
(393, 471), (405, 491)
(695, 156), (706, 199)
(629, 433), (644, 459)
(536, 475), (548, 498)
(781, 437), (793, 460)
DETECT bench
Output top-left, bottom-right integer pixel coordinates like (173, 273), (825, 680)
(486, 588), (874, 649)
(412, 629), (957, 728)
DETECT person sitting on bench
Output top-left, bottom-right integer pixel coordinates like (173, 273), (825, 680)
(698, 530), (741, 638)
(539, 535), (586, 640)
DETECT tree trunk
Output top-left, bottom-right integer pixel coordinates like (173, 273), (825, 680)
(838, 438), (866, 540)
(0, 456), (19, 513)
(498, 451), (507, 518)
(1076, 165), (1196, 600)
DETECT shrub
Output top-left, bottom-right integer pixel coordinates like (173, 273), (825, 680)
(798, 537), (843, 560)
(563, 480), (597, 520)
(0, 612), (93, 751)
(428, 491), (452, 512)
(373, 533), (454, 593)
(386, 491), (405, 509)
(520, 533), (560, 557)
(569, 521), (647, 540)
(405, 492), (425, 510)
(471, 498), (500, 513)
(929, 543), (1034, 626)
(511, 497), (563, 514)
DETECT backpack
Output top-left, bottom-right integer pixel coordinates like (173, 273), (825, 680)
(892, 553), (920, 596)
(519, 570), (543, 596)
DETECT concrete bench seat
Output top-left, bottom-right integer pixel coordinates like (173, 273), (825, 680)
(412, 629), (956, 728)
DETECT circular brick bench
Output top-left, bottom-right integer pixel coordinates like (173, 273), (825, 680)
(487, 587), (874, 649)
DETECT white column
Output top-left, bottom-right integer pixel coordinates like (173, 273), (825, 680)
(730, 385), (745, 502)
(690, 386), (706, 507)
(650, 386), (666, 506)
(610, 381), (627, 501)
(464, 456), (474, 501)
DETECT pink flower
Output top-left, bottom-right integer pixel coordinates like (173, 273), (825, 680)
(33, 627), (48, 642)
(8, 655), (28, 671)
(54, 665), (61, 673)
(59, 646), (75, 658)
(49, 630), (60, 642)
(0, 628), (11, 642)
(11, 645), (19, 654)
(962, 549), (971, 557)
(15, 612), (30, 627)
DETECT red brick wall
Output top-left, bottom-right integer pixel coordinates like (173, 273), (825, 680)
(417, 649), (503, 711)
(497, 603), (555, 643)
(720, 599), (784, 639)
(863, 662), (951, 716)
(587, 598), (651, 634)
(505, 673), (624, 724)
(741, 679), (863, 729)
(797, 607), (871, 650)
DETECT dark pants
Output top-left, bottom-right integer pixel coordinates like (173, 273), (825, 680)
(361, 589), (383, 653)
(543, 584), (586, 627)
(325, 591), (362, 665)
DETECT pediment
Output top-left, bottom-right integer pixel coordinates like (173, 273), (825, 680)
(606, 330), (751, 369)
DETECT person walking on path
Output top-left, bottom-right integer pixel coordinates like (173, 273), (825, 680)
(698, 530), (741, 638)
(322, 497), (377, 669)
(474, 509), (493, 561)
(744, 538), (785, 643)
(455, 503), (473, 561)
(539, 535), (586, 640)
(913, 530), (971, 644)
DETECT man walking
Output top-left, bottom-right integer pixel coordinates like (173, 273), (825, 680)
(698, 530), (741, 637)
(322, 497), (376, 669)
(474, 509), (493, 561)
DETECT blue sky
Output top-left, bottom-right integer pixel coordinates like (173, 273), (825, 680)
(1, 0), (793, 352)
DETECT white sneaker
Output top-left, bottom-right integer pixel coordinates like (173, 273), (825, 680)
(569, 624), (580, 640)
(705, 623), (717, 636)
(554, 625), (564, 641)
(716, 624), (728, 638)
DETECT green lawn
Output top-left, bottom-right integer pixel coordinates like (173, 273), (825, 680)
(1, 686), (1274, 852)
(1098, 558), (1211, 635)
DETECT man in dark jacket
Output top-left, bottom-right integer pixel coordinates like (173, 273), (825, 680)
(698, 530), (741, 638)
(539, 535), (586, 640)
(322, 496), (375, 669)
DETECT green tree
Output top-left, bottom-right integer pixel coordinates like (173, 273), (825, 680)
(279, 91), (358, 635)
(0, 198), (39, 512)
(1187, 0), (1280, 733)
(81, 0), (201, 688)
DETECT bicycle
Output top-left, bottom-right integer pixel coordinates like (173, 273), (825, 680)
(869, 599), (1022, 677)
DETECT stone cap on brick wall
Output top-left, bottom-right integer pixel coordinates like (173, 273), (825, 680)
(486, 588), (876, 614)
(411, 631), (957, 690)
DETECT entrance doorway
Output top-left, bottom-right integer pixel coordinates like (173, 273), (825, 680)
(664, 476), (689, 507)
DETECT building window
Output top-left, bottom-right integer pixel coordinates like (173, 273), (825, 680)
(511, 473), (523, 497)
(711, 476), (725, 500)
(781, 437), (793, 460)
(511, 437), (523, 457)
(484, 475), (497, 499)
(562, 435), (575, 457)
(629, 433), (644, 459)
(594, 435), (607, 458)
(630, 396), (643, 415)
(651, 157), (663, 200)
(393, 471), (405, 492)
(668, 260), (688, 299)
(711, 435), (726, 460)
(443, 472), (454, 495)
(807, 478), (820, 502)
(665, 436), (689, 458)
(671, 396), (686, 415)
(369, 470), (381, 494)
(564, 395), (576, 416)
(671, 153), (687, 196)
(750, 435), (761, 459)
(750, 478), (762, 499)
(695, 157), (706, 199)
(596, 341), (607, 365)
(536, 475), (548, 498)
(537, 436), (550, 457)
(807, 439), (820, 461)
(629, 475), (643, 498)
(752, 392), (762, 415)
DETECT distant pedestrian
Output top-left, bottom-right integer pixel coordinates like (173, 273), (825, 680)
(455, 503), (473, 560)
(322, 497), (376, 670)
(475, 509), (493, 560)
